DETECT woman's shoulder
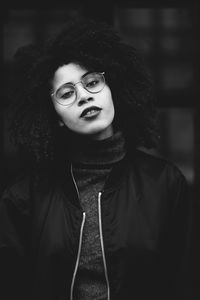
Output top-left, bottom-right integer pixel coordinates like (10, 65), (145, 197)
(0, 173), (31, 214)
(131, 148), (186, 184)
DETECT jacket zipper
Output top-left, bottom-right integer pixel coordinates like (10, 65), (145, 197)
(98, 192), (110, 300)
(70, 164), (86, 300)
(70, 211), (86, 300)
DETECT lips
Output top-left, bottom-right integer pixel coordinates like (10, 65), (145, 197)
(80, 106), (102, 118)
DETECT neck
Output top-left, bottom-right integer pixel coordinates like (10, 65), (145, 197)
(71, 130), (126, 167)
(88, 124), (114, 141)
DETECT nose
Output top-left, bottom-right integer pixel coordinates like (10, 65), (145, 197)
(76, 83), (94, 106)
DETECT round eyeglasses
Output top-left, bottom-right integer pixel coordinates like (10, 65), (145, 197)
(51, 72), (105, 106)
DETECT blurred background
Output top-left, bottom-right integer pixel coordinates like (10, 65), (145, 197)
(0, 0), (199, 297)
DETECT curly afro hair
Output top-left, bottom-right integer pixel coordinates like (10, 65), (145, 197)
(8, 18), (159, 166)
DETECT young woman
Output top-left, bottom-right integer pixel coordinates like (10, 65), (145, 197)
(0, 19), (189, 300)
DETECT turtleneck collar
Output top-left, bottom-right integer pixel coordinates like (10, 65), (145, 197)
(71, 130), (126, 167)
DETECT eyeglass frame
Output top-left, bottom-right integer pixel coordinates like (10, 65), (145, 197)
(51, 71), (105, 107)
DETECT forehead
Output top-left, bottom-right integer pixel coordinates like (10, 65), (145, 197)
(52, 63), (88, 88)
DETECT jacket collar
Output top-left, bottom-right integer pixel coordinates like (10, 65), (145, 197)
(102, 151), (142, 202)
(58, 150), (142, 208)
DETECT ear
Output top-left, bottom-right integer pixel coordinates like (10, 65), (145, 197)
(59, 120), (64, 127)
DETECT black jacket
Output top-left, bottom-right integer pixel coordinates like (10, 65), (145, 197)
(0, 150), (190, 300)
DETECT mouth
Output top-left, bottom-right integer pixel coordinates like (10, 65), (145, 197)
(80, 106), (102, 118)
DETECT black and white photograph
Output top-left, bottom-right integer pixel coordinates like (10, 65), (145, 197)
(0, 1), (199, 299)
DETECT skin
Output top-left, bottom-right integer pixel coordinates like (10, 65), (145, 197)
(51, 63), (115, 140)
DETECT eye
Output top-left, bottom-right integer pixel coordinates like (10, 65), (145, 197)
(61, 90), (75, 99)
(57, 85), (75, 99)
(86, 79), (100, 88)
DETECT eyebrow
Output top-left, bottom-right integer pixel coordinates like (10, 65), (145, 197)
(82, 71), (93, 78)
(64, 71), (93, 85)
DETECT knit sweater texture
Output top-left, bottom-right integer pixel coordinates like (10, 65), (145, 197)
(71, 131), (126, 300)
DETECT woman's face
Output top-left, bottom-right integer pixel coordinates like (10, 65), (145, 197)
(51, 63), (115, 140)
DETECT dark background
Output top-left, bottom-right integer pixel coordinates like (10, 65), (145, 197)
(0, 0), (199, 297)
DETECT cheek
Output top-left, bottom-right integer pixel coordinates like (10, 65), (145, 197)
(101, 92), (115, 127)
(106, 91), (115, 115)
(54, 105), (76, 126)
(108, 105), (115, 127)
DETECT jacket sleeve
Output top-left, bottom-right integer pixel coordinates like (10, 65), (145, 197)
(165, 164), (191, 299)
(0, 180), (30, 300)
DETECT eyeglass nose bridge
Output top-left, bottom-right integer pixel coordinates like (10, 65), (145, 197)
(74, 80), (85, 88)
(73, 80), (91, 102)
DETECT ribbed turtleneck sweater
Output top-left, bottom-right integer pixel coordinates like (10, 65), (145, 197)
(71, 131), (126, 300)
